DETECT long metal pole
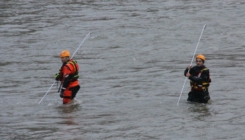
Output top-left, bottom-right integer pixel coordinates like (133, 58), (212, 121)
(38, 32), (91, 104)
(71, 32), (91, 59)
(177, 25), (207, 106)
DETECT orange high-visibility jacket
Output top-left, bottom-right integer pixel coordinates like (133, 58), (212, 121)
(61, 59), (79, 88)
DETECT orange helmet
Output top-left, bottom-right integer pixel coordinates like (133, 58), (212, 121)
(196, 54), (205, 61)
(60, 50), (70, 58)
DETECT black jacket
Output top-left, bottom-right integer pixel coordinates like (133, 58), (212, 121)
(184, 65), (211, 85)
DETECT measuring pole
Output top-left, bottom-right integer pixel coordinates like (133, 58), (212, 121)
(38, 32), (91, 104)
(177, 25), (206, 106)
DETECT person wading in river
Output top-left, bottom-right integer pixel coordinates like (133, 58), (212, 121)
(55, 50), (80, 104)
(184, 54), (211, 103)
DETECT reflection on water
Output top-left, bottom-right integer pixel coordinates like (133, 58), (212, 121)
(56, 100), (82, 114)
(58, 116), (77, 126)
(188, 103), (212, 121)
(1, 0), (245, 139)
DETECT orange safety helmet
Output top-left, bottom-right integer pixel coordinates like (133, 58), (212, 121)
(196, 54), (206, 61)
(60, 50), (70, 58)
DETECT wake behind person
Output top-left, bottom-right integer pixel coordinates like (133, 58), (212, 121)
(55, 50), (80, 104)
(184, 54), (211, 103)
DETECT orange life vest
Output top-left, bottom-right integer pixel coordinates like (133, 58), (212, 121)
(60, 59), (79, 88)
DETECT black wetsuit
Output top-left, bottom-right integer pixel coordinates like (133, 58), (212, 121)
(184, 65), (211, 103)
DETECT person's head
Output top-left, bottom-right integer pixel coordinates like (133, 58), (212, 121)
(60, 50), (70, 63)
(196, 54), (205, 67)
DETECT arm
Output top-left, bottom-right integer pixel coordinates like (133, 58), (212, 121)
(189, 69), (209, 83)
(62, 65), (73, 88)
(184, 68), (188, 76)
(184, 66), (192, 76)
(55, 63), (67, 81)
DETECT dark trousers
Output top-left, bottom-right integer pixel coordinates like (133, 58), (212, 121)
(187, 89), (210, 103)
(70, 85), (80, 100)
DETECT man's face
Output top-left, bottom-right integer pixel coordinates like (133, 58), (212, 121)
(60, 57), (69, 63)
(196, 58), (204, 67)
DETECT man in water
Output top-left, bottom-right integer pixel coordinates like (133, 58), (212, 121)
(55, 50), (80, 104)
(184, 54), (211, 103)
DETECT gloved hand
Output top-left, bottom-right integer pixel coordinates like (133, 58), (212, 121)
(55, 73), (60, 81)
(59, 87), (65, 98)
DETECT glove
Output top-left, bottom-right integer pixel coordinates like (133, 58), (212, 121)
(55, 73), (60, 81)
(60, 87), (65, 98)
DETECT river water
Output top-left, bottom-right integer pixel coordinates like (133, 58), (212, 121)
(1, 0), (245, 140)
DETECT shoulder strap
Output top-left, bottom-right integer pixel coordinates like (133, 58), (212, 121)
(201, 68), (208, 72)
(197, 68), (208, 77)
(67, 60), (78, 72)
(203, 68), (208, 70)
